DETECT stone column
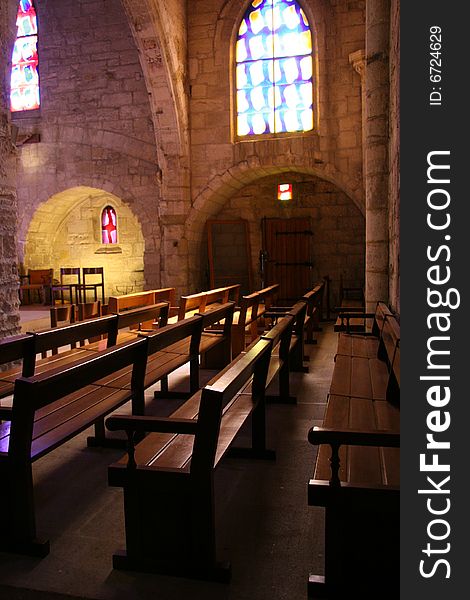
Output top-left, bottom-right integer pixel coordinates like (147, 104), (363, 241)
(364, 0), (390, 311)
(349, 49), (366, 189)
(0, 2), (21, 338)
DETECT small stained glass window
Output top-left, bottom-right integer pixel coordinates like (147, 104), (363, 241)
(236, 0), (313, 137)
(101, 206), (118, 244)
(11, 0), (40, 113)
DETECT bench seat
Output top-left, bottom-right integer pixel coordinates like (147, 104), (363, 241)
(329, 354), (390, 400)
(313, 394), (399, 488)
(335, 332), (379, 358)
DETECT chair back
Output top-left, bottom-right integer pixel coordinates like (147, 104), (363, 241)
(82, 267), (105, 303)
(28, 269), (53, 285)
(60, 267), (81, 286)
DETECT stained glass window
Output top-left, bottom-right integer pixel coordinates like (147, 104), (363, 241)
(236, 0), (313, 137)
(10, 0), (40, 112)
(101, 206), (118, 244)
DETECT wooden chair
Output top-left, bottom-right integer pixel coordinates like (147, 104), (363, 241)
(19, 269), (54, 305)
(81, 267), (105, 303)
(50, 267), (82, 306)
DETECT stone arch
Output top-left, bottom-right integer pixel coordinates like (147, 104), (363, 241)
(23, 186), (147, 299)
(187, 158), (363, 233)
(185, 161), (364, 291)
(120, 0), (190, 206)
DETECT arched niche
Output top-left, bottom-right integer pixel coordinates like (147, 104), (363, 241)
(23, 186), (145, 299)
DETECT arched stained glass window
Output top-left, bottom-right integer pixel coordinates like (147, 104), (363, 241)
(11, 0), (40, 112)
(101, 206), (118, 244)
(236, 0), (313, 137)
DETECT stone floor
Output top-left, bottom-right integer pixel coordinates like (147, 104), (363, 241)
(0, 321), (338, 600)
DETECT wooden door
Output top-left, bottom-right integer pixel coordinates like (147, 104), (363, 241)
(262, 217), (313, 303)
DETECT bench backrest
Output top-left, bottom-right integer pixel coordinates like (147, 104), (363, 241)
(191, 337), (273, 476)
(380, 315), (400, 404)
(256, 284), (279, 308)
(25, 315), (120, 376)
(107, 288), (176, 314)
(116, 302), (169, 332)
(178, 286), (238, 321)
(145, 314), (203, 357)
(197, 301), (235, 337)
(372, 301), (394, 337)
(8, 337), (149, 460)
(261, 314), (295, 360)
(0, 334), (35, 369)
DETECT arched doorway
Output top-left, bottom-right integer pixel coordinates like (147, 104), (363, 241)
(22, 186), (145, 300)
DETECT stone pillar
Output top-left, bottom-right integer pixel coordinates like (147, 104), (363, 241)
(364, 0), (390, 311)
(349, 49), (366, 189)
(0, 2), (21, 338)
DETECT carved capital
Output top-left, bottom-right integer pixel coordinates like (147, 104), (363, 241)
(349, 49), (366, 78)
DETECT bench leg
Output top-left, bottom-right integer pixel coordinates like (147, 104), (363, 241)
(227, 398), (276, 460)
(266, 360), (297, 404)
(0, 463), (50, 557)
(87, 418), (127, 449)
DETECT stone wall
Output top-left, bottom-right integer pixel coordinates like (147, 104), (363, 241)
(213, 172), (365, 307)
(185, 0), (367, 291)
(0, 0), (20, 338)
(15, 0), (163, 291)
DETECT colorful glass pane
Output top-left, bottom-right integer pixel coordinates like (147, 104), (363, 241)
(10, 0), (40, 112)
(236, 0), (313, 136)
(102, 206), (118, 244)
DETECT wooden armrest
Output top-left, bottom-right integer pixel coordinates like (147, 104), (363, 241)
(106, 414), (198, 435)
(336, 311), (373, 319)
(308, 426), (400, 448)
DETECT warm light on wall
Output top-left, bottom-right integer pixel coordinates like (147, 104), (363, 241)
(278, 183), (293, 201)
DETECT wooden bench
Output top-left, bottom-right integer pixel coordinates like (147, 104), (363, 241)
(0, 334), (35, 400)
(333, 282), (365, 332)
(96, 302), (235, 402)
(172, 284), (240, 323)
(302, 281), (325, 344)
(108, 288), (177, 317)
(307, 312), (400, 598)
(0, 336), (150, 557)
(0, 304), (170, 402)
(334, 301), (394, 362)
(230, 284), (280, 357)
(106, 334), (275, 581)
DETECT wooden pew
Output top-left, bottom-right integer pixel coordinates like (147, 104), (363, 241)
(0, 334), (35, 401)
(230, 284), (280, 357)
(0, 304), (169, 402)
(0, 337), (149, 557)
(302, 281), (325, 344)
(174, 285), (241, 322)
(97, 302), (235, 401)
(333, 281), (365, 332)
(307, 312), (400, 598)
(334, 301), (394, 361)
(107, 288), (177, 313)
(106, 334), (274, 581)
